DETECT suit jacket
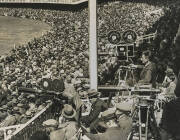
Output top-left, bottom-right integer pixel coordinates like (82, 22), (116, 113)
(139, 61), (157, 85)
(85, 98), (108, 125)
(50, 121), (78, 140)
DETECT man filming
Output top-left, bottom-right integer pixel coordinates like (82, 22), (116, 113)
(128, 50), (156, 87)
(137, 50), (157, 87)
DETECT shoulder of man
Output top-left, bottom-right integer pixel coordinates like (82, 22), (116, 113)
(97, 99), (108, 109)
(50, 129), (65, 140)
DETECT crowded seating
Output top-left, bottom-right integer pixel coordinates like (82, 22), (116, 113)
(0, 0), (180, 139)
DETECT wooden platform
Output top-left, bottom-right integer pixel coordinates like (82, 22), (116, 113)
(98, 85), (161, 94)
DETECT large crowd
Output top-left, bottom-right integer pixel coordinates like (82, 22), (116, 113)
(0, 0), (180, 139)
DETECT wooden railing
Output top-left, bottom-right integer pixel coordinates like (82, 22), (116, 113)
(1, 102), (62, 140)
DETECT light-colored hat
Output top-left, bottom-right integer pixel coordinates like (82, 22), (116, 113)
(42, 119), (58, 128)
(13, 107), (19, 111)
(25, 111), (32, 117)
(101, 108), (116, 118)
(83, 84), (90, 89)
(27, 94), (36, 99)
(62, 104), (76, 119)
(17, 103), (24, 107)
(74, 80), (81, 85)
(87, 89), (101, 98)
(60, 69), (65, 74)
(12, 91), (18, 96)
(2, 105), (8, 110)
(116, 102), (132, 112)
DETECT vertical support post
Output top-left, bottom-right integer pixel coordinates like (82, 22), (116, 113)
(89, 0), (98, 90)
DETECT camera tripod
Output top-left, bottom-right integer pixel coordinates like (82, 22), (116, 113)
(114, 65), (136, 86)
(128, 96), (161, 140)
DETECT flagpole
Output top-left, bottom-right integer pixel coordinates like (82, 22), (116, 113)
(89, 0), (98, 90)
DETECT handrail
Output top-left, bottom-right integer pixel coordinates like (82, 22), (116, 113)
(0, 125), (23, 131)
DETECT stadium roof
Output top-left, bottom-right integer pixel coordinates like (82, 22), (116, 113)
(0, 0), (88, 4)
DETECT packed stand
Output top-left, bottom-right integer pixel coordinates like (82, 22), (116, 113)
(0, 0), (179, 139)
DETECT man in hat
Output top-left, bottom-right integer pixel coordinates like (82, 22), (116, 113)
(81, 89), (108, 133)
(84, 100), (133, 140)
(50, 104), (80, 140)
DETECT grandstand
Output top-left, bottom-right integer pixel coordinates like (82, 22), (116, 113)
(0, 0), (180, 139)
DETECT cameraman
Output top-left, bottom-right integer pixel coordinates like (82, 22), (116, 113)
(138, 50), (157, 87)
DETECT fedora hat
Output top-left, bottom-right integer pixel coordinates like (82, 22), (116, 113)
(62, 104), (76, 119)
(13, 106), (19, 112)
(83, 84), (90, 89)
(27, 94), (36, 99)
(42, 119), (58, 128)
(87, 89), (101, 98)
(25, 111), (32, 118)
(2, 105), (8, 110)
(116, 102), (132, 112)
(17, 103), (24, 107)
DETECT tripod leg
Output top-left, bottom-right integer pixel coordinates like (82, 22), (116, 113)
(138, 106), (142, 140)
(145, 107), (150, 140)
(125, 70), (128, 81)
(132, 69), (135, 85)
(149, 108), (162, 140)
(129, 106), (138, 140)
(118, 70), (121, 86)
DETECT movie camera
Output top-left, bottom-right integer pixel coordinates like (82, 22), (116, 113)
(106, 30), (137, 61)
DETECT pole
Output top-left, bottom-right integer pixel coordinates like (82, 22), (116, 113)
(89, 0), (98, 90)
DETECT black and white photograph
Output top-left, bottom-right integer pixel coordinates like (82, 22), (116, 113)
(0, 0), (180, 139)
